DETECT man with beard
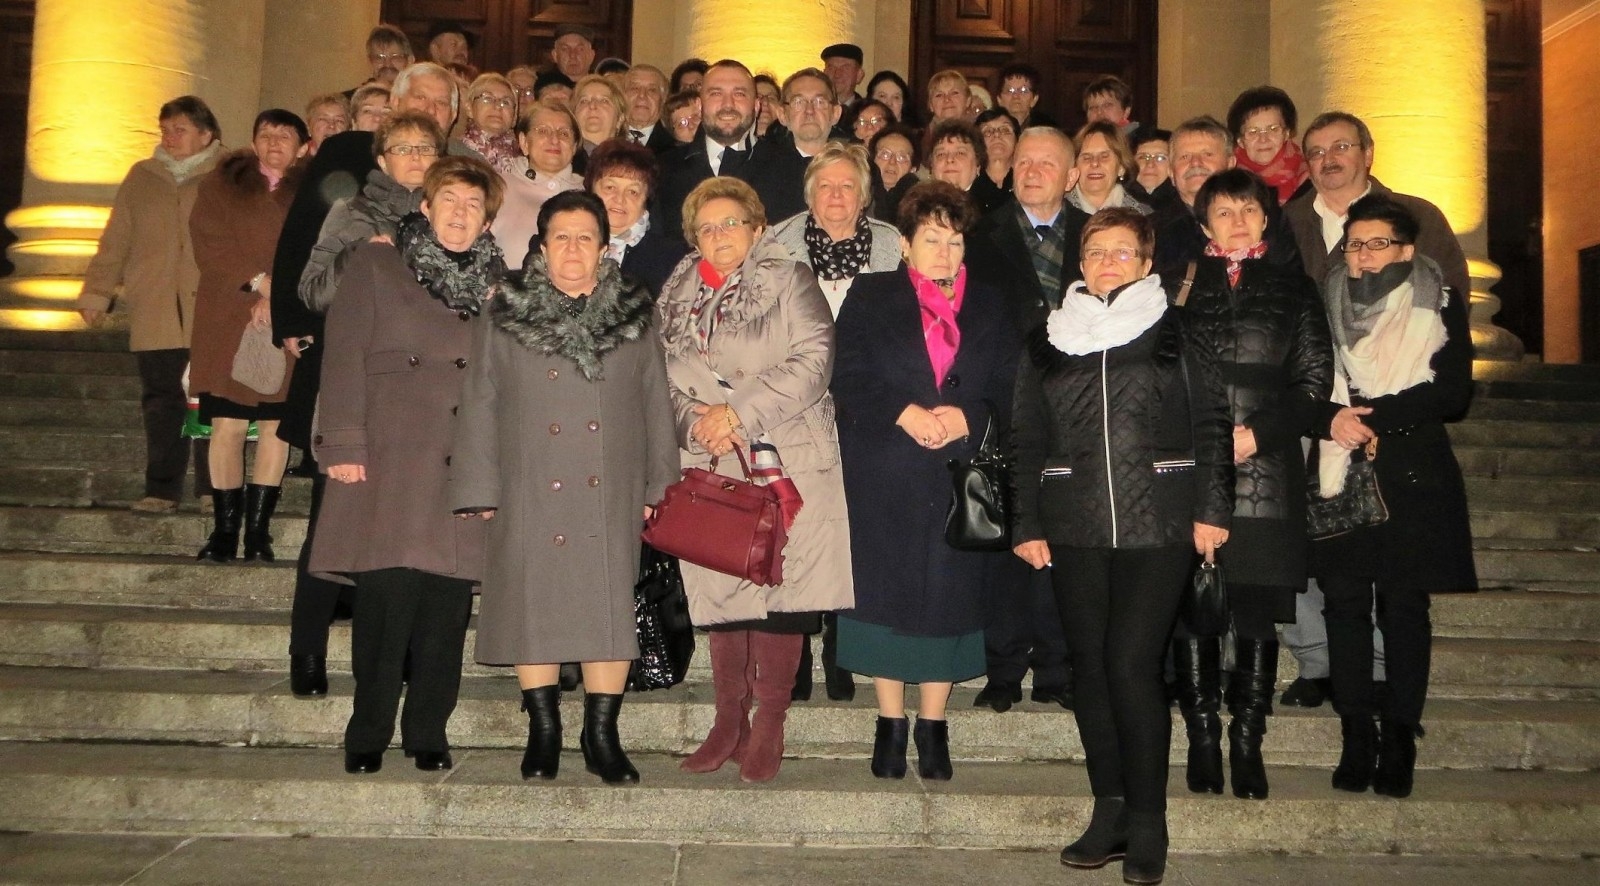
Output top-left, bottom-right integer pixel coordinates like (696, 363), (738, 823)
(622, 64), (677, 154)
(654, 59), (806, 237)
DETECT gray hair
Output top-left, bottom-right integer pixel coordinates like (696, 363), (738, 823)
(803, 142), (872, 207)
(1171, 115), (1234, 154)
(392, 62), (460, 118)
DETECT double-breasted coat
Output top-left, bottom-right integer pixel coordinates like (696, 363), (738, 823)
(655, 237), (855, 626)
(451, 258), (680, 665)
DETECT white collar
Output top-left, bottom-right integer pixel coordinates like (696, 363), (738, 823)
(706, 130), (755, 174)
(1312, 183), (1372, 252)
(1048, 275), (1169, 356)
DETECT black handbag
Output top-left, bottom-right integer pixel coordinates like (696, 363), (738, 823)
(1307, 439), (1389, 541)
(1180, 560), (1231, 637)
(945, 409), (1012, 551)
(626, 543), (695, 691)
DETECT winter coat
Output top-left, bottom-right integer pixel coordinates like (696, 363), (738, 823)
(655, 236), (855, 625)
(832, 269), (1019, 637)
(653, 135), (808, 239)
(1174, 255), (1334, 588)
(308, 242), (486, 584)
(1011, 302), (1234, 549)
(768, 210), (903, 317)
(618, 220), (690, 297)
(450, 259), (679, 664)
(964, 198), (1084, 336)
(78, 143), (223, 351)
(494, 160), (583, 270)
(298, 169), (420, 314)
(187, 150), (301, 406)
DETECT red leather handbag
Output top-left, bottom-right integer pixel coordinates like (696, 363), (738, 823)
(642, 445), (791, 587)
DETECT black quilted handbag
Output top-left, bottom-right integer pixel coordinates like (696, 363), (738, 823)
(945, 411), (1012, 551)
(626, 543), (695, 691)
(1307, 440), (1389, 541)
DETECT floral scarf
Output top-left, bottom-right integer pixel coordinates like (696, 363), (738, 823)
(463, 123), (521, 170)
(1203, 239), (1269, 287)
(1234, 140), (1309, 206)
(802, 213), (873, 281)
(395, 211), (507, 314)
(908, 265), (965, 386)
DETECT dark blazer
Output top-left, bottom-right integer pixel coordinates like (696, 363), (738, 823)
(641, 123), (678, 156)
(832, 269), (1021, 637)
(621, 223), (690, 296)
(964, 198), (1080, 336)
(1282, 177), (1470, 300)
(653, 131), (807, 238)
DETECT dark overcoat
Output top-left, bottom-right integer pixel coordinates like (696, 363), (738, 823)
(832, 270), (1020, 637)
(450, 259), (680, 665)
(308, 242), (485, 583)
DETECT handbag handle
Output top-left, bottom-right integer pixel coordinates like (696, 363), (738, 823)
(707, 443), (754, 480)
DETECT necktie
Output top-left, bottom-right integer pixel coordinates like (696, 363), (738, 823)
(1035, 224), (1053, 243)
(721, 146), (748, 173)
(629, 129), (644, 143)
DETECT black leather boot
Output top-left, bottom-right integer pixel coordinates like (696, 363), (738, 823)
(289, 654), (327, 697)
(1171, 637), (1223, 794)
(791, 635), (814, 701)
(558, 662), (581, 692)
(1059, 796), (1127, 868)
(520, 686), (562, 780)
(821, 613), (855, 701)
(1122, 811), (1168, 885)
(870, 715), (908, 779)
(579, 692), (638, 784)
(1332, 715), (1379, 792)
(1373, 718), (1418, 798)
(912, 716), (952, 780)
(196, 487), (243, 563)
(1227, 638), (1277, 800)
(242, 483), (281, 562)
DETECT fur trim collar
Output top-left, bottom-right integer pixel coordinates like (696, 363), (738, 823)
(215, 148), (304, 196)
(490, 255), (654, 380)
(656, 234), (795, 358)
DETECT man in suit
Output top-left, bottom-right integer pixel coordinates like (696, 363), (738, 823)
(622, 64), (677, 155)
(654, 59), (806, 238)
(962, 126), (1079, 712)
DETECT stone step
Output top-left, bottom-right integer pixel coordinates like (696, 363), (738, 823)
(1472, 359), (1600, 386)
(1470, 509), (1600, 543)
(1474, 380), (1600, 402)
(0, 350), (136, 376)
(0, 329), (129, 352)
(0, 396), (141, 428)
(1454, 446), (1600, 477)
(0, 603), (1593, 700)
(1449, 420), (1600, 449)
(1464, 399), (1600, 423)
(0, 743), (1595, 855)
(1465, 476), (1600, 509)
(0, 465), (314, 509)
(0, 370), (142, 399)
(1473, 546), (1600, 583)
(2, 666), (1596, 771)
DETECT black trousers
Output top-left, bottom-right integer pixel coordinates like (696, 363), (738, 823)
(1322, 572), (1431, 727)
(1053, 544), (1190, 815)
(984, 554), (1071, 686)
(344, 568), (474, 754)
(288, 476), (350, 656)
(135, 349), (207, 501)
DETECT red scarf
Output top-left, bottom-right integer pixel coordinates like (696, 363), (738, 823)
(1233, 140), (1309, 205)
(1203, 240), (1269, 287)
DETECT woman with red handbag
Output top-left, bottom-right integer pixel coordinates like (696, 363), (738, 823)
(655, 176), (854, 783)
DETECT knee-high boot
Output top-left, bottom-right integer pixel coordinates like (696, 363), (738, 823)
(1227, 638), (1278, 800)
(519, 686), (562, 779)
(682, 630), (754, 773)
(196, 487), (243, 563)
(741, 630), (803, 783)
(242, 483), (281, 562)
(1171, 637), (1223, 794)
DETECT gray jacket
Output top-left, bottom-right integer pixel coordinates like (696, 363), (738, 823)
(767, 211), (903, 276)
(298, 169), (420, 314)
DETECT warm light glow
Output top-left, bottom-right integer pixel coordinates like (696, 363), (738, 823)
(0, 309), (86, 331)
(9, 239), (101, 258)
(6, 205), (113, 233)
(6, 279), (85, 301)
(688, 0), (857, 83)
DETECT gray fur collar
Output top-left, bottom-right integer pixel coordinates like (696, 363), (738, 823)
(490, 255), (654, 380)
(656, 235), (794, 358)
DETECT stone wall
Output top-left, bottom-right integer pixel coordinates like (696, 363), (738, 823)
(1541, 9), (1600, 363)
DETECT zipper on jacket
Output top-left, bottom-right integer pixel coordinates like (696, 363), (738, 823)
(1101, 350), (1118, 547)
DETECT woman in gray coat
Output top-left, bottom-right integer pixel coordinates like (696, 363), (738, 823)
(451, 190), (679, 785)
(656, 177), (854, 784)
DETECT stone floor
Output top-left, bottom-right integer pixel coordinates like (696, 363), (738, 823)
(1, 834), (1596, 885)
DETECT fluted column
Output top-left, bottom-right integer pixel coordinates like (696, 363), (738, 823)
(1270, 0), (1523, 359)
(686, 0), (860, 79)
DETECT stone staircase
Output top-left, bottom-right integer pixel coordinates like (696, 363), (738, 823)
(1, 328), (1598, 857)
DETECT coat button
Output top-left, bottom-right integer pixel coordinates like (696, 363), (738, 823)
(451, 406), (458, 415)
(587, 475), (600, 487)
(587, 420), (599, 432)
(548, 369), (559, 380)
(459, 311), (471, 321)
(553, 535), (566, 546)
(313, 434), (323, 445)
(688, 387), (696, 397)
(407, 355), (420, 366)
(551, 480), (563, 491)
(444, 456), (451, 466)
(455, 358), (467, 369)
(549, 423), (561, 435)
(734, 369), (745, 379)
(946, 373), (960, 388)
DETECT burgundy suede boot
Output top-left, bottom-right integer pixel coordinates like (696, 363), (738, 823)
(681, 630), (754, 773)
(739, 630), (805, 783)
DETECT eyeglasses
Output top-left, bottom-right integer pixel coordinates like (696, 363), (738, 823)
(369, 51), (407, 63)
(1136, 152), (1169, 164)
(1340, 237), (1408, 253)
(695, 217), (750, 240)
(576, 96), (614, 109)
(786, 96), (834, 112)
(384, 143), (440, 157)
(529, 125), (575, 143)
(853, 115), (886, 129)
(1306, 140), (1358, 162)
(876, 150), (911, 164)
(1082, 247), (1142, 263)
(1243, 124), (1284, 140)
(1001, 85), (1034, 96)
(979, 125), (1015, 139)
(472, 95), (514, 109)
(672, 116), (698, 129)
(513, 88), (536, 100)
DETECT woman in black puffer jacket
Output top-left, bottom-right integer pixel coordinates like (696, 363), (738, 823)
(1012, 207), (1232, 886)
(1166, 168), (1333, 802)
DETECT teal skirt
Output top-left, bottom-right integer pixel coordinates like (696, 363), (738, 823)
(836, 615), (986, 684)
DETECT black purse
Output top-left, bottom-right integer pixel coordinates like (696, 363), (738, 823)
(1307, 439), (1389, 540)
(626, 543), (695, 691)
(1180, 559), (1231, 637)
(945, 409), (1012, 551)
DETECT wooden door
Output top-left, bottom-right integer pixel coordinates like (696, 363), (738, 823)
(1485, 0), (1542, 355)
(380, 0), (631, 75)
(0, 0), (34, 278)
(911, 0), (1157, 135)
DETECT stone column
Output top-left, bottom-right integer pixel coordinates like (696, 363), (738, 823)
(1269, 0), (1523, 359)
(685, 0), (859, 79)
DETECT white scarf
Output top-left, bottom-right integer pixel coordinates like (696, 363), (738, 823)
(606, 211), (650, 264)
(1048, 274), (1168, 356)
(155, 141), (223, 185)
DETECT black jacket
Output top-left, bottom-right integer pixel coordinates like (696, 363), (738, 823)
(1011, 301), (1234, 549)
(653, 130), (806, 239)
(620, 223), (690, 296)
(1151, 197), (1302, 283)
(965, 198), (1085, 336)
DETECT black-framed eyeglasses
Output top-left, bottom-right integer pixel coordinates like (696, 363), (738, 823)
(1136, 152), (1169, 164)
(1341, 237), (1408, 253)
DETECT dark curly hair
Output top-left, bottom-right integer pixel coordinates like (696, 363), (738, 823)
(895, 180), (977, 239)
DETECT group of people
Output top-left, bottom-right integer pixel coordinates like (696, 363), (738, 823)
(78, 23), (1480, 886)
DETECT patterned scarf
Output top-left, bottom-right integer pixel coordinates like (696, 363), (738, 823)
(463, 123), (521, 170)
(908, 265), (965, 386)
(606, 212), (650, 264)
(802, 213), (873, 281)
(1014, 205), (1065, 309)
(1203, 239), (1269, 287)
(396, 211), (508, 314)
(1234, 140), (1309, 206)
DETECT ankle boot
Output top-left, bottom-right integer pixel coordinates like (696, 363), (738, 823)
(1122, 812), (1168, 885)
(682, 631), (754, 773)
(1226, 638), (1277, 800)
(821, 613), (855, 701)
(1059, 796), (1127, 868)
(196, 488), (244, 562)
(289, 654), (327, 697)
(913, 716), (953, 780)
(579, 692), (638, 784)
(740, 631), (803, 783)
(870, 715), (908, 778)
(242, 483), (281, 562)
(1373, 718), (1417, 798)
(1332, 715), (1379, 792)
(520, 686), (562, 780)
(1171, 637), (1223, 794)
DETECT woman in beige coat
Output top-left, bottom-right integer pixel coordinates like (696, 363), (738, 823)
(656, 176), (854, 783)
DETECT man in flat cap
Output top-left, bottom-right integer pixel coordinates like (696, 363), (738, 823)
(426, 20), (472, 67)
(552, 23), (597, 81)
(821, 43), (865, 111)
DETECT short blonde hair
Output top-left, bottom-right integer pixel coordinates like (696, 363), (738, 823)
(927, 69), (969, 100)
(573, 74), (626, 136)
(803, 142), (871, 208)
(465, 72), (513, 108)
(682, 176), (766, 248)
